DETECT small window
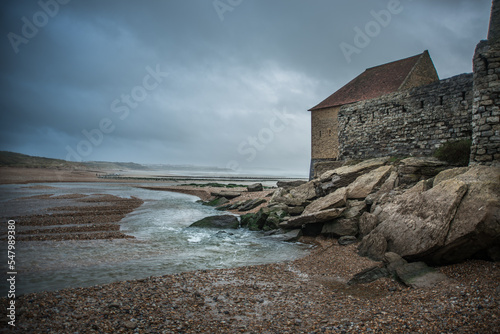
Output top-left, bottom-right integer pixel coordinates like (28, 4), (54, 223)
(329, 129), (332, 136)
(439, 96), (444, 106)
(420, 101), (424, 109)
(319, 131), (322, 138)
(462, 91), (467, 100)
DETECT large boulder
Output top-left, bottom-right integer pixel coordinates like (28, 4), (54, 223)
(302, 187), (347, 215)
(189, 215), (239, 229)
(279, 208), (345, 229)
(319, 157), (390, 194)
(271, 180), (318, 207)
(359, 166), (500, 264)
(346, 165), (392, 199)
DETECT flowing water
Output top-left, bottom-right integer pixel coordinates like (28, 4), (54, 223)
(0, 183), (311, 295)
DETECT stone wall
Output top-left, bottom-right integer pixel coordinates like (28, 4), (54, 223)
(336, 74), (473, 160)
(311, 106), (340, 159)
(470, 41), (500, 164)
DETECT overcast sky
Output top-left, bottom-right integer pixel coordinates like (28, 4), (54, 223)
(0, 0), (492, 176)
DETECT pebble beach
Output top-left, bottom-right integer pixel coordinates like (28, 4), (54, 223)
(1, 238), (499, 333)
(0, 169), (499, 333)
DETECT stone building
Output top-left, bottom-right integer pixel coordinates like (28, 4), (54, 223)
(308, 0), (500, 179)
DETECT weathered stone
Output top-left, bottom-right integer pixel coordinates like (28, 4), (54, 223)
(239, 198), (267, 212)
(347, 165), (392, 199)
(359, 166), (500, 264)
(276, 180), (307, 189)
(288, 206), (304, 216)
(321, 219), (358, 237)
(344, 200), (367, 219)
(280, 208), (346, 228)
(247, 183), (263, 192)
(302, 187), (347, 215)
(398, 157), (449, 185)
(189, 215), (239, 229)
(271, 180), (318, 207)
(319, 157), (390, 187)
(347, 265), (389, 285)
(203, 197), (229, 207)
(212, 191), (241, 199)
(358, 212), (379, 238)
(394, 261), (451, 288)
(433, 167), (468, 187)
(383, 252), (408, 277)
(357, 232), (387, 261)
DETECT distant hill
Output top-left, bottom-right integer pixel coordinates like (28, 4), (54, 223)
(0, 151), (84, 169)
(0, 151), (147, 170)
(0, 151), (234, 173)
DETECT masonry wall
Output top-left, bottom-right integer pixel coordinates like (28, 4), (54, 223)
(311, 106), (340, 159)
(336, 73), (473, 160)
(470, 42), (500, 164)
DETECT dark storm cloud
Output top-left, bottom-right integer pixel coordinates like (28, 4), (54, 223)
(0, 0), (493, 175)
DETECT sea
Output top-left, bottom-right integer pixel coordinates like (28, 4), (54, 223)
(0, 180), (311, 296)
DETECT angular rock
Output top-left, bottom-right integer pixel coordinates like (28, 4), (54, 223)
(319, 157), (390, 182)
(338, 235), (358, 246)
(433, 167), (468, 187)
(279, 208), (346, 228)
(344, 200), (367, 219)
(321, 219), (358, 237)
(211, 190), (241, 199)
(358, 232), (387, 261)
(277, 180), (307, 189)
(347, 265), (389, 285)
(271, 181), (318, 207)
(394, 261), (451, 288)
(358, 212), (379, 238)
(239, 198), (267, 212)
(398, 157), (449, 185)
(359, 166), (500, 264)
(303, 187), (347, 215)
(240, 209), (269, 231)
(189, 215), (239, 229)
(247, 183), (263, 192)
(288, 206), (304, 216)
(346, 165), (392, 199)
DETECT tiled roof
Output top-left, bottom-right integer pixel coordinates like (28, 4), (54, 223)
(309, 52), (426, 111)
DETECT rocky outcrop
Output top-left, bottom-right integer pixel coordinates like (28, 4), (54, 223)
(359, 166), (500, 264)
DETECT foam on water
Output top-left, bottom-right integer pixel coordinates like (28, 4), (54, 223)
(0, 183), (311, 295)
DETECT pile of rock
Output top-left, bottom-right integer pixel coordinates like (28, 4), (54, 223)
(192, 157), (500, 269)
(270, 156), (499, 266)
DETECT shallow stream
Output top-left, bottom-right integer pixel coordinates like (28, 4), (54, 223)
(0, 183), (311, 295)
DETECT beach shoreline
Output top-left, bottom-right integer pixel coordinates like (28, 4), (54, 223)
(0, 168), (499, 332)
